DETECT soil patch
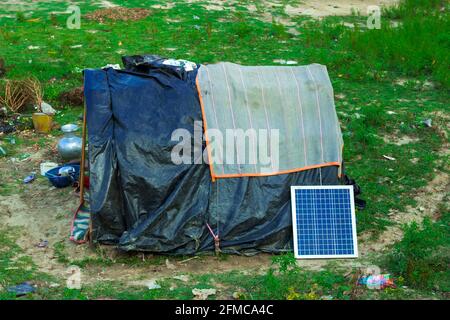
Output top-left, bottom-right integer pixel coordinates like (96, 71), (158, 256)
(281, 0), (399, 18)
(383, 133), (419, 146)
(85, 7), (152, 23)
(58, 87), (84, 107)
(0, 58), (6, 78)
(360, 171), (450, 254)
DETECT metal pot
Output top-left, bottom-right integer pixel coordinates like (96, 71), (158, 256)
(57, 124), (82, 161)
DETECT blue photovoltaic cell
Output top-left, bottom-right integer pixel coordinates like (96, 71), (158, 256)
(292, 187), (357, 258)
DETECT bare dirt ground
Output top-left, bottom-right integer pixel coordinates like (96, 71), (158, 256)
(281, 0), (398, 18)
(184, 0), (399, 18)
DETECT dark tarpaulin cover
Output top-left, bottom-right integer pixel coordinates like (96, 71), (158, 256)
(83, 56), (342, 254)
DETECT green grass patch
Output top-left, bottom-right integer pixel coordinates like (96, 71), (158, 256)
(384, 195), (450, 291)
(297, 0), (450, 88)
(0, 228), (55, 299)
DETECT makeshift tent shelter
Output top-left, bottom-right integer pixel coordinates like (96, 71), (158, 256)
(82, 55), (359, 254)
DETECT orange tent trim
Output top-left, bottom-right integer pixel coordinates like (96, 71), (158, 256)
(195, 76), (216, 182)
(196, 75), (343, 182)
(212, 162), (342, 179)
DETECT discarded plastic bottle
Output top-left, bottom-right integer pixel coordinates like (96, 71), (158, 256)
(23, 172), (36, 184)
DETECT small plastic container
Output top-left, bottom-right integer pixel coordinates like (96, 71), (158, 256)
(32, 112), (53, 133)
(40, 162), (59, 176)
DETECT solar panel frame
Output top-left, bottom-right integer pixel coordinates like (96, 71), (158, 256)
(290, 185), (358, 259)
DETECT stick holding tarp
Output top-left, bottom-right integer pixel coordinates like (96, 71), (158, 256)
(69, 100), (91, 245)
(79, 101), (91, 243)
(79, 101), (87, 205)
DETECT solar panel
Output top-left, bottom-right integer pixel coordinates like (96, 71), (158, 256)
(290, 186), (358, 259)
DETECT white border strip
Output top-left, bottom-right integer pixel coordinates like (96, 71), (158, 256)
(290, 185), (358, 259)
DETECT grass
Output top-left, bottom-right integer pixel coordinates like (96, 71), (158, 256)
(0, 0), (449, 300)
(0, 229), (35, 288)
(0, 228), (56, 299)
(0, 227), (447, 300)
(9, 252), (444, 300)
(298, 0), (450, 87)
(384, 196), (450, 291)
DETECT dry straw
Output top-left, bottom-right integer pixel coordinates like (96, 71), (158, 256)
(0, 77), (43, 113)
